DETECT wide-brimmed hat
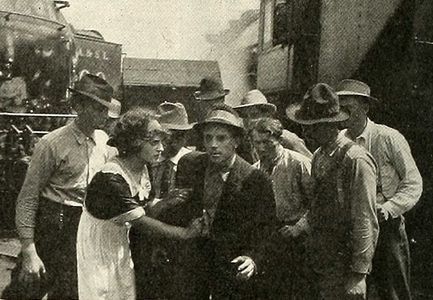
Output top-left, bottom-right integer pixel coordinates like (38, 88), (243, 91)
(234, 89), (276, 116)
(69, 74), (114, 109)
(286, 83), (349, 125)
(194, 77), (230, 101)
(194, 104), (244, 132)
(336, 79), (378, 102)
(157, 102), (194, 131)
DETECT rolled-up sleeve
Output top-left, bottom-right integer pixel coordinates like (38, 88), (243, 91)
(350, 156), (379, 274)
(16, 139), (55, 239)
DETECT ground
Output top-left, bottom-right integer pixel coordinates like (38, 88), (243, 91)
(0, 230), (20, 298)
(0, 229), (430, 299)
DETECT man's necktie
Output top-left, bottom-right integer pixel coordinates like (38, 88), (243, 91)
(160, 160), (176, 199)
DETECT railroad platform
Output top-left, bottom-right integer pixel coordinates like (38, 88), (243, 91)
(0, 230), (19, 299)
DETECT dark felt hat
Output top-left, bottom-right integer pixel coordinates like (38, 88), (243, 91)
(286, 83), (349, 125)
(194, 77), (230, 101)
(69, 73), (114, 108)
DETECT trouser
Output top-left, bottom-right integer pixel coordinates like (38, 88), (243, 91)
(317, 271), (365, 300)
(2, 198), (82, 300)
(264, 231), (317, 300)
(130, 227), (187, 300)
(368, 216), (411, 300)
(173, 238), (265, 300)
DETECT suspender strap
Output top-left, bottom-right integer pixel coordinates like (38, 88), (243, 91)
(335, 142), (357, 205)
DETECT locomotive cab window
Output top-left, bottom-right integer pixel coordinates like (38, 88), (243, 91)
(273, 0), (289, 46)
(261, 0), (290, 50)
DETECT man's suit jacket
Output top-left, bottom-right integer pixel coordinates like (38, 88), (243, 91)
(175, 151), (276, 297)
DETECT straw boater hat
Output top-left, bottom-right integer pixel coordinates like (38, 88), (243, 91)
(194, 104), (244, 133)
(286, 83), (349, 125)
(194, 77), (230, 101)
(69, 74), (119, 113)
(335, 79), (378, 102)
(157, 102), (194, 131)
(234, 89), (276, 116)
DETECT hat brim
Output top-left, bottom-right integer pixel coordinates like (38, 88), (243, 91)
(234, 103), (277, 115)
(69, 87), (113, 108)
(194, 118), (244, 132)
(161, 122), (195, 131)
(336, 91), (379, 102)
(194, 89), (230, 101)
(286, 103), (350, 125)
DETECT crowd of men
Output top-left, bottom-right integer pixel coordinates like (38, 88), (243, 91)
(2, 74), (422, 300)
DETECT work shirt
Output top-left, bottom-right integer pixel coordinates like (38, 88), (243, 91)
(342, 119), (422, 217)
(309, 134), (378, 274)
(254, 145), (313, 224)
(16, 121), (110, 239)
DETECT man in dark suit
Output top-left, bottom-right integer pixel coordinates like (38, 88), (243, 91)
(175, 104), (276, 299)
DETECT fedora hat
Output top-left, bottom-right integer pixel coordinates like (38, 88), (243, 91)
(234, 89), (276, 116)
(194, 77), (230, 101)
(69, 73), (114, 108)
(286, 83), (349, 125)
(157, 102), (194, 131)
(194, 104), (244, 132)
(336, 79), (378, 102)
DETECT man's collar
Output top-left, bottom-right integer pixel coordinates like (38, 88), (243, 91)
(169, 147), (192, 165)
(220, 154), (238, 182)
(208, 154), (236, 174)
(274, 144), (284, 163)
(70, 120), (95, 145)
(356, 118), (373, 142)
(258, 144), (284, 169)
(320, 133), (345, 157)
(343, 118), (372, 141)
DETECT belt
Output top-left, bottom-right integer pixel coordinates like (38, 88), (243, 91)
(37, 197), (82, 230)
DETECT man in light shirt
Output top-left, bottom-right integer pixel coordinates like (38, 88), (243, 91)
(9, 74), (117, 299)
(250, 117), (314, 299)
(337, 79), (423, 300)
